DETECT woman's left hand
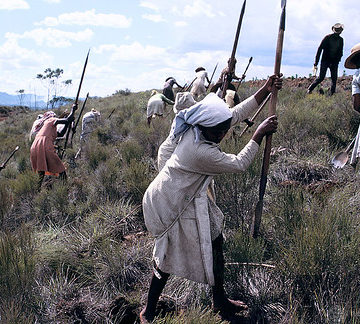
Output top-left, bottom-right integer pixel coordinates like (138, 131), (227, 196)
(265, 74), (283, 92)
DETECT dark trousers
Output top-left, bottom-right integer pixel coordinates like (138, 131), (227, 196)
(308, 61), (339, 95)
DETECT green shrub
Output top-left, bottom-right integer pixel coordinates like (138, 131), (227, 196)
(155, 307), (227, 324)
(0, 179), (13, 227)
(225, 230), (266, 264)
(11, 170), (38, 197)
(275, 194), (360, 322)
(0, 226), (36, 319)
(215, 135), (262, 230)
(18, 155), (30, 173)
(87, 144), (108, 170)
(119, 139), (145, 165)
(122, 159), (153, 203)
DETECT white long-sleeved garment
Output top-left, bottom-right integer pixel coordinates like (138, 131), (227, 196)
(143, 95), (259, 285)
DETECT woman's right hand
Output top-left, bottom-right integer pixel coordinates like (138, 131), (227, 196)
(252, 115), (278, 145)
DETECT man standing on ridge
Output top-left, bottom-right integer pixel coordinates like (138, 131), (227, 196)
(307, 23), (344, 95)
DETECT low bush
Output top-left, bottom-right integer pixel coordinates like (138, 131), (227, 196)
(0, 226), (36, 320)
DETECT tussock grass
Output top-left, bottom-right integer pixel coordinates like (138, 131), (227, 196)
(0, 81), (359, 322)
(0, 225), (36, 321)
(154, 307), (228, 324)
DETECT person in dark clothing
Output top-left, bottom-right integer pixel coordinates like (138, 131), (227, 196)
(210, 58), (241, 97)
(162, 77), (183, 101)
(307, 23), (344, 95)
(210, 58), (253, 126)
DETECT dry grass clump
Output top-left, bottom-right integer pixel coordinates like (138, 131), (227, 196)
(0, 225), (36, 322)
(0, 81), (359, 323)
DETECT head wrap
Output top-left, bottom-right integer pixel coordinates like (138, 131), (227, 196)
(170, 93), (232, 142)
(33, 111), (56, 133)
(173, 92), (196, 113)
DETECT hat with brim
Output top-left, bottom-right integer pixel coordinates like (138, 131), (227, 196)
(345, 43), (360, 69)
(195, 67), (205, 72)
(332, 23), (344, 33)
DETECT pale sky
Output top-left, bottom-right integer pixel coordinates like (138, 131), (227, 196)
(0, 0), (359, 100)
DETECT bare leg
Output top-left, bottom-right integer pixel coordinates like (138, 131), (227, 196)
(212, 234), (248, 316)
(59, 171), (67, 182)
(37, 171), (45, 192)
(140, 268), (170, 322)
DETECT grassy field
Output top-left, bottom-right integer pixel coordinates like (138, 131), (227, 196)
(0, 77), (359, 323)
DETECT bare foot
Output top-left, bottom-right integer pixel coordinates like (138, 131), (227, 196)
(139, 308), (153, 323)
(213, 298), (248, 315)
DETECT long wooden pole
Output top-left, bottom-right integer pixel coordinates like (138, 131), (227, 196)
(221, 0), (247, 99)
(0, 146), (19, 171)
(206, 63), (218, 90)
(184, 77), (196, 92)
(236, 56), (253, 91)
(238, 93), (271, 138)
(252, 1), (286, 238)
(70, 92), (89, 146)
(61, 49), (90, 159)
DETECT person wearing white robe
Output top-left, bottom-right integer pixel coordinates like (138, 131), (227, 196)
(140, 75), (282, 323)
(344, 43), (360, 166)
(75, 109), (101, 159)
(146, 90), (174, 126)
(173, 91), (196, 114)
(190, 67), (211, 101)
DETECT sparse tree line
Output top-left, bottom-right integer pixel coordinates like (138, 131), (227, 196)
(16, 67), (73, 109)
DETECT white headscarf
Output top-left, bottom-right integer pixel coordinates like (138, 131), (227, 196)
(173, 91), (196, 113)
(29, 111), (56, 140)
(170, 93), (232, 142)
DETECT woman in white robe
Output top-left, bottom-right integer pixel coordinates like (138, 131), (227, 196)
(140, 75), (282, 323)
(147, 90), (174, 126)
(190, 67), (211, 101)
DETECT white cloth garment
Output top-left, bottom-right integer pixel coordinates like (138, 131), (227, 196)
(170, 92), (232, 142)
(191, 70), (209, 99)
(80, 110), (101, 141)
(143, 94), (259, 285)
(350, 123), (360, 165)
(351, 69), (360, 95)
(147, 93), (174, 118)
(173, 92), (196, 113)
(350, 69), (360, 165)
(225, 89), (236, 108)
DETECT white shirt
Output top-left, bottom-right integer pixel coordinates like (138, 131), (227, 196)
(352, 69), (360, 95)
(143, 95), (259, 285)
(195, 70), (208, 83)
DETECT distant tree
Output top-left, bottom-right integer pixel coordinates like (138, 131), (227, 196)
(36, 68), (72, 109)
(113, 88), (131, 96)
(49, 96), (73, 107)
(16, 89), (25, 106)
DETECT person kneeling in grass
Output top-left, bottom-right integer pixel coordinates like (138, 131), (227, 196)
(140, 75), (282, 322)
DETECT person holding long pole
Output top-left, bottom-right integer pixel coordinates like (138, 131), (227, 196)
(30, 106), (77, 191)
(140, 74), (281, 322)
(252, 0), (286, 238)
